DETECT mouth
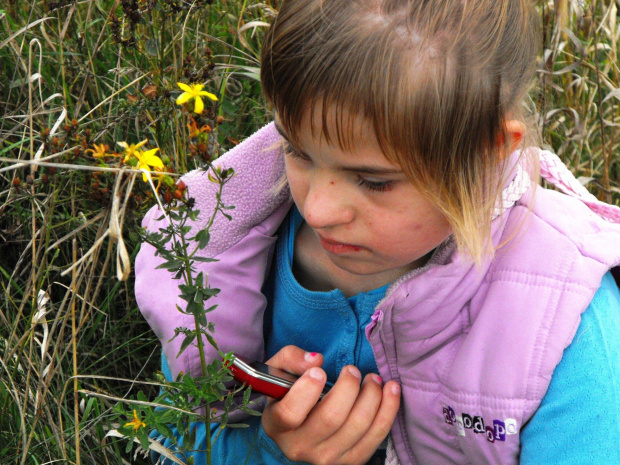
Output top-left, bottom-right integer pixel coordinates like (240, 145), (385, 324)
(317, 235), (363, 255)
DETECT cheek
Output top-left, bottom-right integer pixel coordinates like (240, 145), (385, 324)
(284, 164), (308, 208)
(375, 211), (451, 252)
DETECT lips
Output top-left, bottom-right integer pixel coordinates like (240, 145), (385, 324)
(317, 235), (363, 254)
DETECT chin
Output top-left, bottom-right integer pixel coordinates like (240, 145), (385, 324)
(329, 256), (391, 276)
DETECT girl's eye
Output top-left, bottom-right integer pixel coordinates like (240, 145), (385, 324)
(282, 142), (309, 161)
(357, 177), (395, 192)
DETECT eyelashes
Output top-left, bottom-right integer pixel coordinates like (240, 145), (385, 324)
(282, 141), (396, 193)
(282, 142), (309, 161)
(356, 178), (395, 192)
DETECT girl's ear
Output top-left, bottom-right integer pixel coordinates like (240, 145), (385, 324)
(499, 120), (526, 159)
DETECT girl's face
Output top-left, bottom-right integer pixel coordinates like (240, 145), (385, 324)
(277, 107), (452, 285)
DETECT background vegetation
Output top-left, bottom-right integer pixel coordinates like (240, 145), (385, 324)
(1, 0), (618, 463)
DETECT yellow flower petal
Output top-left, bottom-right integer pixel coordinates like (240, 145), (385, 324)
(141, 149), (163, 168)
(193, 96), (204, 114)
(177, 82), (193, 93)
(176, 92), (193, 105)
(199, 91), (218, 101)
(124, 410), (146, 430)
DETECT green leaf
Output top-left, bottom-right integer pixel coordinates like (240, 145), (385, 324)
(186, 300), (203, 316)
(156, 416), (176, 434)
(177, 334), (196, 357)
(192, 256), (218, 263)
(82, 397), (97, 420)
(195, 229), (210, 249)
(205, 333), (219, 350)
(156, 259), (184, 271)
(194, 308), (207, 327)
(202, 287), (220, 297)
(137, 428), (151, 450)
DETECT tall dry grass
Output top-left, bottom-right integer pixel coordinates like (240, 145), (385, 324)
(1, 0), (273, 463)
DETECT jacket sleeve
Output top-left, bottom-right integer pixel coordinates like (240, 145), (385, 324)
(135, 122), (292, 381)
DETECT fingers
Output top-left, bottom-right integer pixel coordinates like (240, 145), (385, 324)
(338, 379), (401, 464)
(264, 366), (328, 432)
(261, 359), (401, 465)
(366, 380), (401, 443)
(333, 373), (384, 442)
(266, 345), (324, 376)
(312, 366), (362, 432)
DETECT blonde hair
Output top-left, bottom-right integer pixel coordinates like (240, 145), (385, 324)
(261, 0), (541, 264)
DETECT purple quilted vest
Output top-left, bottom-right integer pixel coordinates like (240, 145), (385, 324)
(135, 123), (620, 464)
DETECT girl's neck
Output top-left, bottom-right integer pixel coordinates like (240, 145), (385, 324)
(292, 222), (410, 297)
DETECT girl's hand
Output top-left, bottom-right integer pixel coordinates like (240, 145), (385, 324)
(262, 345), (401, 465)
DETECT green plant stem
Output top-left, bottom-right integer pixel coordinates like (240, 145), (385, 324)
(166, 168), (227, 465)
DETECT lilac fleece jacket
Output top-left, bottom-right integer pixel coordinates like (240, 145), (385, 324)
(136, 123), (620, 464)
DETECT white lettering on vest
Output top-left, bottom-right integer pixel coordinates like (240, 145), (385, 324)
(442, 406), (519, 443)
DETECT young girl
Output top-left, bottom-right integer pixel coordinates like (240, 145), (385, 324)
(135, 0), (620, 464)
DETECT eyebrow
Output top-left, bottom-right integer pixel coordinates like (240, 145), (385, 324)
(274, 121), (404, 176)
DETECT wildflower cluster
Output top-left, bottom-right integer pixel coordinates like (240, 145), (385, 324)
(112, 78), (259, 459)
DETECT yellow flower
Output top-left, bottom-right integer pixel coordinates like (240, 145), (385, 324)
(176, 82), (218, 114)
(135, 148), (164, 182)
(124, 410), (146, 431)
(118, 140), (164, 182)
(118, 139), (149, 163)
(85, 143), (111, 159)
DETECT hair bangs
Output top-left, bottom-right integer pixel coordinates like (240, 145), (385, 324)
(262, 0), (420, 155)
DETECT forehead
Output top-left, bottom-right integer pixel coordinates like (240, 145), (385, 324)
(276, 102), (381, 154)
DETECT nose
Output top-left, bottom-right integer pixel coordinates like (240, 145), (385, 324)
(302, 176), (354, 229)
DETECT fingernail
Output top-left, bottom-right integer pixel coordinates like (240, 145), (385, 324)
(307, 367), (325, 381)
(373, 374), (383, 385)
(304, 351), (318, 362)
(391, 384), (401, 395)
(347, 366), (362, 380)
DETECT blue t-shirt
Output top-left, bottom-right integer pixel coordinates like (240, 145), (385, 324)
(150, 209), (620, 464)
(263, 206), (387, 384)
